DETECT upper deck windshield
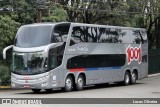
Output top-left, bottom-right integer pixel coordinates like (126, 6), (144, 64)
(14, 23), (70, 48)
(15, 25), (53, 48)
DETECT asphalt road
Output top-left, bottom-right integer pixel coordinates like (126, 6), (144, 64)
(0, 75), (160, 107)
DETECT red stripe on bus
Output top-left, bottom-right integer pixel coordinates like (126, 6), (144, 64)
(69, 68), (86, 72)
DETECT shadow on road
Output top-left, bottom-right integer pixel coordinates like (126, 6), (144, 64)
(16, 82), (144, 95)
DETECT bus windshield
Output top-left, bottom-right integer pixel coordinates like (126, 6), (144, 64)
(15, 25), (53, 48)
(12, 52), (48, 75)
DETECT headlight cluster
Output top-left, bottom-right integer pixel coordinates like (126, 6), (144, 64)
(11, 76), (17, 81)
(38, 75), (50, 81)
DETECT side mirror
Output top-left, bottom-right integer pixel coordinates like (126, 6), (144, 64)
(3, 45), (13, 59)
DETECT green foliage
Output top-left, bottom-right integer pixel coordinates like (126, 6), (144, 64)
(0, 15), (20, 65)
(0, 15), (20, 47)
(11, 0), (37, 24)
(0, 65), (10, 86)
(42, 6), (68, 22)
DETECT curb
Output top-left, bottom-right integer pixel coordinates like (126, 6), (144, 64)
(0, 86), (11, 90)
(148, 73), (160, 77)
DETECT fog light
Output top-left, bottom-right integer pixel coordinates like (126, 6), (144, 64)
(41, 82), (47, 87)
(11, 83), (15, 87)
(39, 77), (45, 81)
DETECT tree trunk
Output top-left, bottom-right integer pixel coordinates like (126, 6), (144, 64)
(156, 17), (160, 48)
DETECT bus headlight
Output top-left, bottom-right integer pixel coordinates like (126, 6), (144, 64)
(11, 77), (17, 81)
(38, 75), (50, 81)
(11, 82), (15, 87)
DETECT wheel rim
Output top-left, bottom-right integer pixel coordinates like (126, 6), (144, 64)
(66, 78), (72, 89)
(125, 73), (130, 84)
(132, 73), (136, 83)
(77, 77), (83, 88)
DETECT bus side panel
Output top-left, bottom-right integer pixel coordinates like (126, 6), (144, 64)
(64, 43), (127, 85)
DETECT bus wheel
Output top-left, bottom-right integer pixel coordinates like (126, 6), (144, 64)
(130, 71), (137, 84)
(32, 89), (41, 93)
(75, 74), (84, 91)
(64, 75), (73, 92)
(123, 72), (130, 86)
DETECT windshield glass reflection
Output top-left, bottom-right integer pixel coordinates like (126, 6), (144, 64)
(12, 52), (47, 75)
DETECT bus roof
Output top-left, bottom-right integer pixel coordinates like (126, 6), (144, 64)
(21, 22), (71, 27)
(70, 23), (146, 31)
(21, 22), (146, 31)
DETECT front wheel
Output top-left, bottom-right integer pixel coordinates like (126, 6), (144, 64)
(31, 89), (41, 93)
(75, 75), (84, 91)
(63, 75), (73, 92)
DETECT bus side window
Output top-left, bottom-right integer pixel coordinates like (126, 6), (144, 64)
(49, 55), (57, 69)
(48, 44), (65, 69)
(51, 31), (63, 43)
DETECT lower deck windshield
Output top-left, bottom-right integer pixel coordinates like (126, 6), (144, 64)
(12, 52), (47, 75)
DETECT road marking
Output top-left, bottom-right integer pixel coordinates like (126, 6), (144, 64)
(148, 73), (160, 77)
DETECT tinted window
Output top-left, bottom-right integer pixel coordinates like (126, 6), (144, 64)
(70, 26), (92, 45)
(49, 43), (65, 69)
(51, 24), (70, 43)
(15, 25), (52, 48)
(142, 31), (148, 43)
(142, 55), (148, 62)
(67, 54), (126, 69)
(119, 29), (133, 43)
(70, 26), (147, 45)
(117, 29), (148, 44)
(99, 28), (123, 43)
(70, 26), (122, 45)
(131, 30), (147, 44)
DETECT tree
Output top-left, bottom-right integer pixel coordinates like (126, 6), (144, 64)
(11, 0), (37, 24)
(42, 5), (68, 22)
(126, 0), (160, 48)
(0, 15), (20, 64)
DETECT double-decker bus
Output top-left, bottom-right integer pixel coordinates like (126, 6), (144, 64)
(3, 22), (148, 93)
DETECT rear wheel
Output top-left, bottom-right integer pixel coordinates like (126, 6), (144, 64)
(75, 75), (84, 91)
(130, 71), (137, 84)
(32, 89), (41, 93)
(123, 72), (130, 86)
(63, 75), (73, 92)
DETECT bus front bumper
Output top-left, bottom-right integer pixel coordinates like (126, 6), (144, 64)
(11, 75), (59, 89)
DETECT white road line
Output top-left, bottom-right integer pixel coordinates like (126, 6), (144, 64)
(148, 73), (160, 77)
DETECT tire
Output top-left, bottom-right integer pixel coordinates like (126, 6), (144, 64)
(75, 75), (84, 91)
(64, 75), (73, 92)
(32, 89), (41, 93)
(130, 71), (137, 84)
(45, 89), (53, 93)
(123, 72), (130, 86)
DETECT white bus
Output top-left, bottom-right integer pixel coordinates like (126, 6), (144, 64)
(3, 22), (148, 93)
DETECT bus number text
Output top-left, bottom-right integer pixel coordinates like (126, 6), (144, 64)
(126, 45), (142, 65)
